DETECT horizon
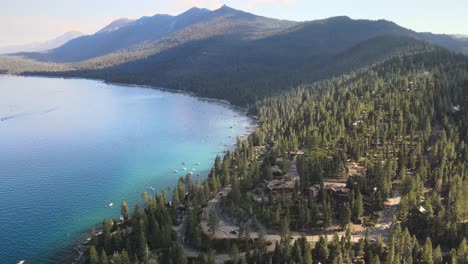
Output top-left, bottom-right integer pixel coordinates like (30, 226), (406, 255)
(1, 0), (467, 47)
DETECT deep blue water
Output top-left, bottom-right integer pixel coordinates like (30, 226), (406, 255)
(0, 75), (252, 264)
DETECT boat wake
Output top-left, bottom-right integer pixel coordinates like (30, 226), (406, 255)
(0, 107), (58, 122)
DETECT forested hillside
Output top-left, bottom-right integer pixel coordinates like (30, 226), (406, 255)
(81, 48), (468, 264)
(24, 35), (430, 106)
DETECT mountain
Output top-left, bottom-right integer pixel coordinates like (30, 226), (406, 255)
(18, 6), (294, 63)
(0, 31), (84, 54)
(97, 18), (135, 34)
(419, 32), (468, 54)
(452, 34), (468, 39)
(2, 6), (468, 105)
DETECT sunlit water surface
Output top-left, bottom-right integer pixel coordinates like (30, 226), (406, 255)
(0, 75), (252, 263)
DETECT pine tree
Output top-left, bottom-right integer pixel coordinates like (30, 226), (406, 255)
(88, 245), (99, 264)
(314, 236), (329, 263)
(208, 208), (219, 235)
(371, 255), (381, 264)
(207, 249), (216, 264)
(353, 191), (364, 222)
(422, 237), (434, 264)
(339, 203), (351, 229)
(121, 201), (129, 221)
(433, 245), (443, 264)
(102, 219), (113, 253)
(99, 249), (108, 264)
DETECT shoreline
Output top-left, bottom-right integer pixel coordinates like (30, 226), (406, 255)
(1, 73), (257, 263)
(1, 73), (256, 119)
(69, 128), (258, 263)
(0, 73), (258, 263)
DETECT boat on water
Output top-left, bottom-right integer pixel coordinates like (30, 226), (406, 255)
(18, 260), (25, 264)
(174, 170), (178, 173)
(194, 162), (201, 165)
(149, 187), (155, 191)
(108, 203), (114, 207)
(182, 167), (187, 171)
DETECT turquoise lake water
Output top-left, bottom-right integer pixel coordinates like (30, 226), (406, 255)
(0, 75), (253, 264)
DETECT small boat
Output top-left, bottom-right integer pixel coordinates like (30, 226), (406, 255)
(182, 167), (187, 171)
(194, 162), (201, 165)
(149, 187), (155, 191)
(17, 261), (25, 264)
(188, 171), (193, 175)
(108, 203), (114, 207)
(174, 170), (178, 173)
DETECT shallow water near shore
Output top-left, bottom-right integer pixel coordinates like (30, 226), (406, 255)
(0, 75), (252, 264)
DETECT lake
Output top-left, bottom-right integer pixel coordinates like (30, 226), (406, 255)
(0, 75), (253, 264)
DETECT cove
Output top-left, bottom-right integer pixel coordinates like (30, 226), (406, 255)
(0, 75), (253, 264)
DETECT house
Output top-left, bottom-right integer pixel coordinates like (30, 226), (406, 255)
(346, 161), (366, 177)
(271, 165), (283, 177)
(418, 206), (427, 214)
(266, 179), (295, 195)
(324, 182), (350, 202)
(305, 185), (320, 198)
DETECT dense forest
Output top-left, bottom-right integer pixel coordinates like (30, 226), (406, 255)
(79, 48), (468, 264)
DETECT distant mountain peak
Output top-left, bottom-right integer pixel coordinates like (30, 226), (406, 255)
(216, 4), (239, 13)
(319, 16), (352, 23)
(186, 6), (210, 12)
(178, 6), (210, 17)
(0, 31), (84, 54)
(98, 18), (135, 34)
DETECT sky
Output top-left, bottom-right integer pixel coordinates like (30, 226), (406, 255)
(1, 0), (467, 46)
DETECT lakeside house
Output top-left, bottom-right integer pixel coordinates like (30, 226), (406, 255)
(248, 178), (297, 202)
(324, 182), (351, 203)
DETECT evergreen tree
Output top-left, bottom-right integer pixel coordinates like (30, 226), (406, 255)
(422, 237), (434, 264)
(121, 201), (129, 221)
(89, 246), (99, 264)
(99, 249), (108, 264)
(208, 208), (219, 235)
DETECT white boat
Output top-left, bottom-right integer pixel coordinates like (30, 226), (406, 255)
(149, 187), (155, 191)
(108, 203), (114, 207)
(188, 171), (193, 175)
(174, 170), (178, 173)
(182, 167), (187, 171)
(18, 260), (25, 264)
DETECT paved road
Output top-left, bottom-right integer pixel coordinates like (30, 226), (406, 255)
(202, 186), (239, 239)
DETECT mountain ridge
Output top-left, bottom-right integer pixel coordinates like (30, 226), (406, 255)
(1, 6), (468, 105)
(0, 31), (84, 55)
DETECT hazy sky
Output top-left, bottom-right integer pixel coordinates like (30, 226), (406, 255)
(1, 0), (467, 46)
